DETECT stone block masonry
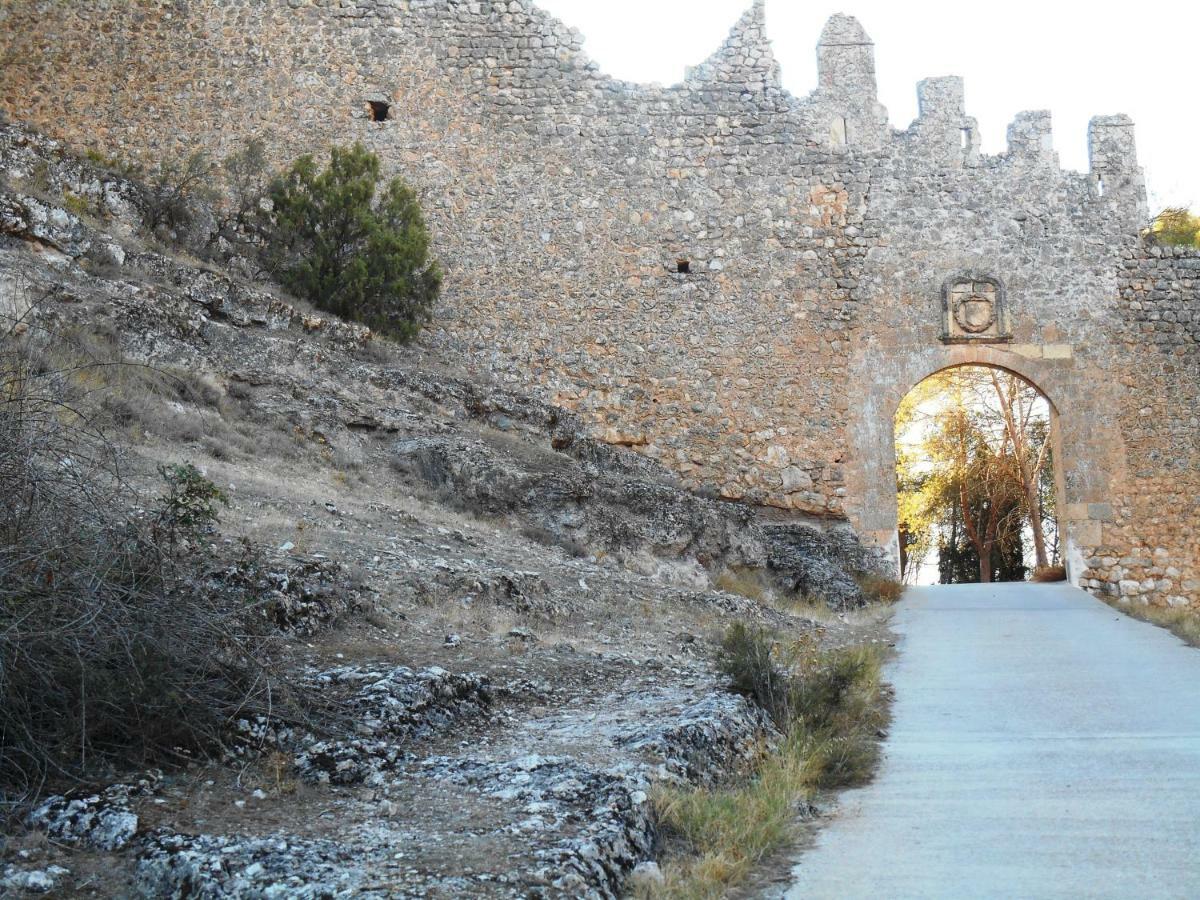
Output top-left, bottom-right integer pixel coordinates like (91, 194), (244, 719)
(0, 1), (1195, 607)
(1090, 246), (1200, 605)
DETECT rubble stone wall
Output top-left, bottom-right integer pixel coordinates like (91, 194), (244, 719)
(1, 0), (1195, 606)
(1089, 246), (1200, 606)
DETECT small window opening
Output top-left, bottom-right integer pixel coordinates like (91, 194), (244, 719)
(368, 100), (390, 122)
(960, 127), (970, 150)
(830, 116), (848, 147)
(1095, 174), (1105, 197)
(676, 258), (691, 274)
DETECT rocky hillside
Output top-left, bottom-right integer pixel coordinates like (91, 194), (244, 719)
(0, 123), (890, 898)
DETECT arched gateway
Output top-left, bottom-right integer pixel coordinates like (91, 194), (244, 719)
(3, 2), (1195, 606)
(847, 345), (1103, 585)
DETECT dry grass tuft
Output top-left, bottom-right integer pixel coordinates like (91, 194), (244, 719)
(30, 322), (308, 467)
(646, 752), (804, 899)
(712, 566), (774, 604)
(856, 572), (905, 604)
(639, 626), (887, 898)
(1031, 564), (1067, 583)
(1102, 598), (1200, 648)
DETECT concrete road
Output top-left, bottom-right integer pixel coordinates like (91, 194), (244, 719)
(785, 583), (1200, 899)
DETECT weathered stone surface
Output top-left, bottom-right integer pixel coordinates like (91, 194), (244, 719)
(25, 774), (160, 851)
(415, 687), (776, 898)
(0, 3), (1193, 607)
(230, 663), (495, 786)
(135, 830), (373, 899)
(1, 194), (90, 257)
(389, 420), (881, 607)
(764, 522), (876, 610)
(212, 557), (366, 636)
(1, 864), (71, 895)
(130, 682), (775, 900)
(293, 665), (494, 785)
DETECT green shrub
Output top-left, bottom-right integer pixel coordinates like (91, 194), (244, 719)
(788, 645), (883, 789)
(790, 646), (877, 733)
(717, 626), (883, 769)
(1149, 207), (1200, 248)
(717, 623), (793, 727)
(155, 462), (228, 544)
(260, 142), (442, 341)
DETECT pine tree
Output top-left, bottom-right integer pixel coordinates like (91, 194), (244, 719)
(261, 143), (442, 341)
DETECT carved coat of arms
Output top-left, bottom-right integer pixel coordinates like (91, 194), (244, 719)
(941, 274), (1010, 342)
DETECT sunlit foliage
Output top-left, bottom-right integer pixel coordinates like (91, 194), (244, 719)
(1149, 207), (1200, 248)
(895, 366), (1058, 584)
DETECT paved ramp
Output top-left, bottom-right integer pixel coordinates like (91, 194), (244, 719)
(785, 583), (1200, 899)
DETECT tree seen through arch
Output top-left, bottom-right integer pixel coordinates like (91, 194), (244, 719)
(895, 366), (1060, 585)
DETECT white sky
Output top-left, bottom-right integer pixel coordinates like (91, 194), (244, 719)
(535, 0), (1198, 212)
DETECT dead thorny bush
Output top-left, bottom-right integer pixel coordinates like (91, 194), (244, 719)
(0, 295), (294, 803)
(141, 149), (218, 240)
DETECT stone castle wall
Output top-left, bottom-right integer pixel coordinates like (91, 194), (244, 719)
(1094, 247), (1200, 605)
(1, 0), (1195, 606)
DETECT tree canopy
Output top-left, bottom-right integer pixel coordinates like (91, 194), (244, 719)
(1149, 207), (1200, 249)
(895, 366), (1058, 584)
(260, 143), (442, 341)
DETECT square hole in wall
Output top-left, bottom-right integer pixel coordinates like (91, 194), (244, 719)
(368, 101), (390, 122)
(676, 259), (691, 274)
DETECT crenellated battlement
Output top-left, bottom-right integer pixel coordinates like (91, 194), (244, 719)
(909, 76), (980, 159)
(794, 12), (1143, 199)
(1006, 111), (1056, 165)
(810, 13), (889, 151)
(677, 6), (1145, 203)
(1088, 114), (1146, 209)
(684, 0), (781, 93)
(681, 5), (1144, 211)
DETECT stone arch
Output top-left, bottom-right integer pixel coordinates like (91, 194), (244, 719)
(891, 358), (1063, 582)
(844, 343), (1127, 587)
(882, 350), (1062, 437)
